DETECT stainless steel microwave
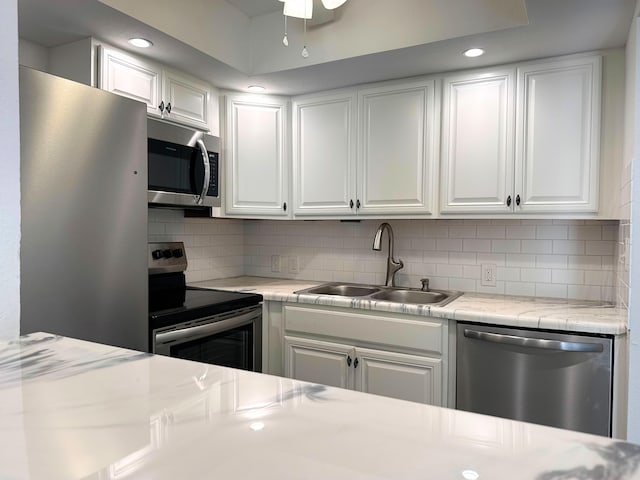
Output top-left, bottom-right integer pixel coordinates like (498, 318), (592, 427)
(147, 118), (220, 209)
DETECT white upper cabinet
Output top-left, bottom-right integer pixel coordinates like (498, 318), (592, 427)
(357, 79), (437, 215)
(440, 69), (515, 213)
(98, 46), (211, 131)
(162, 68), (210, 130)
(291, 79), (437, 218)
(440, 55), (601, 215)
(515, 56), (601, 213)
(293, 91), (357, 216)
(224, 94), (290, 217)
(99, 46), (163, 116)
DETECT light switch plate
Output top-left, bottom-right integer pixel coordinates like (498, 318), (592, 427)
(481, 264), (497, 287)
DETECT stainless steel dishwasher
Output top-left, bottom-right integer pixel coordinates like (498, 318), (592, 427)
(456, 322), (613, 436)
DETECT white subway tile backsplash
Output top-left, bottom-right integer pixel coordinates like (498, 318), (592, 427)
(552, 240), (585, 255)
(505, 282), (536, 297)
(507, 254), (536, 268)
(149, 215), (619, 302)
(551, 269), (584, 285)
(521, 268), (552, 283)
(535, 254), (568, 269)
(536, 225), (568, 240)
(586, 241), (615, 256)
(521, 240), (553, 254)
(477, 225), (506, 239)
(506, 225), (536, 239)
(491, 239), (521, 253)
(535, 283), (568, 299)
(463, 239), (492, 252)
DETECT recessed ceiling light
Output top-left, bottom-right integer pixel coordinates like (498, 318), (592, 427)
(128, 38), (153, 48)
(247, 85), (266, 93)
(463, 48), (484, 58)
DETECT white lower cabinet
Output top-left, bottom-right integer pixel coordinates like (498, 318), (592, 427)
(282, 304), (448, 406)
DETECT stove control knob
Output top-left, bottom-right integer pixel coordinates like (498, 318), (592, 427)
(152, 249), (163, 260)
(162, 249), (173, 259)
(172, 248), (183, 258)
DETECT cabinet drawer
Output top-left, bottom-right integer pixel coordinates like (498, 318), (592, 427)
(283, 305), (445, 355)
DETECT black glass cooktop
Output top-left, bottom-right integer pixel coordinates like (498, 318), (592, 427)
(149, 287), (262, 329)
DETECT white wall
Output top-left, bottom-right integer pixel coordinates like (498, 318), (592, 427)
(18, 38), (48, 71)
(0, 0), (21, 339)
(626, 8), (640, 443)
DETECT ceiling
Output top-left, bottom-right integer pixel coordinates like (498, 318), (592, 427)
(17, 0), (637, 96)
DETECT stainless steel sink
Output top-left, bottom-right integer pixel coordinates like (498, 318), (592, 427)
(302, 284), (381, 297)
(369, 289), (449, 305)
(294, 282), (462, 307)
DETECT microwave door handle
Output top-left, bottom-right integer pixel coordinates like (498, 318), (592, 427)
(196, 138), (210, 205)
(156, 309), (259, 345)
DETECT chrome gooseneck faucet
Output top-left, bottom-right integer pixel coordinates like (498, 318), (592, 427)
(372, 222), (404, 287)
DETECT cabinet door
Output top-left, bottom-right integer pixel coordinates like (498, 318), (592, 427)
(284, 336), (353, 389)
(515, 56), (601, 212)
(293, 92), (357, 216)
(354, 347), (442, 406)
(357, 80), (436, 214)
(98, 46), (163, 117)
(163, 68), (209, 131)
(440, 69), (515, 213)
(225, 95), (289, 217)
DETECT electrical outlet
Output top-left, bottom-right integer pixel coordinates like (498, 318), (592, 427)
(289, 256), (299, 274)
(271, 255), (281, 273)
(481, 264), (497, 287)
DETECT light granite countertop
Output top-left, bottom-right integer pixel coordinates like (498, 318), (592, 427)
(2, 332), (639, 480)
(191, 276), (628, 335)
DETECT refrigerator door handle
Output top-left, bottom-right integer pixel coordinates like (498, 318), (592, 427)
(196, 138), (210, 205)
(463, 328), (604, 353)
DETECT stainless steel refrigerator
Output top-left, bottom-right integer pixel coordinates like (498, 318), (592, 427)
(19, 67), (148, 351)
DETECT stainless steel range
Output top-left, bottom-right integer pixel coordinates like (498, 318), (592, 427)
(148, 242), (263, 371)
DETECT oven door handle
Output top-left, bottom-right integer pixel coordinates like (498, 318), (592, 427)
(156, 309), (259, 345)
(196, 138), (210, 205)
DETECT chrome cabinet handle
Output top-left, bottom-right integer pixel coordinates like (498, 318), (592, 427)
(196, 138), (210, 205)
(463, 329), (604, 353)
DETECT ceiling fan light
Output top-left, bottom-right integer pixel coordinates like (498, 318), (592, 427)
(283, 0), (313, 19)
(321, 0), (347, 9)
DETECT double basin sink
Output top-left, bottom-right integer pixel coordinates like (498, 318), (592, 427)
(294, 282), (462, 307)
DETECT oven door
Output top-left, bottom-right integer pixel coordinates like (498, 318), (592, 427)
(153, 305), (262, 372)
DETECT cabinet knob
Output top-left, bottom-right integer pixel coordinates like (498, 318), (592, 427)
(158, 101), (165, 112)
(347, 355), (352, 367)
(356, 199), (361, 209)
(354, 357), (359, 368)
(283, 202), (287, 211)
(516, 194), (521, 206)
(350, 199), (354, 209)
(166, 102), (172, 114)
(506, 195), (512, 207)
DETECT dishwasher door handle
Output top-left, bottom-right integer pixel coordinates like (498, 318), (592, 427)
(463, 329), (604, 353)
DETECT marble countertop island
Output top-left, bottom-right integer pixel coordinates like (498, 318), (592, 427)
(191, 276), (628, 335)
(2, 333), (640, 480)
